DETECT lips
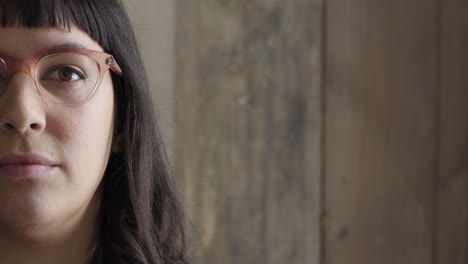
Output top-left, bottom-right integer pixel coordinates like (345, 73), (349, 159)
(0, 153), (57, 178)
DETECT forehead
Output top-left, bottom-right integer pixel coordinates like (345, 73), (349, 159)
(0, 23), (103, 58)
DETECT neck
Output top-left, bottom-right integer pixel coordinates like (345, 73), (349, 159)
(0, 192), (101, 264)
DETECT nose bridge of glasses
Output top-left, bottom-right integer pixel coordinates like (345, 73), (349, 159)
(5, 57), (36, 79)
(0, 57), (39, 99)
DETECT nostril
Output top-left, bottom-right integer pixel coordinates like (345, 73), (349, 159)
(30, 123), (40, 129)
(0, 122), (41, 131)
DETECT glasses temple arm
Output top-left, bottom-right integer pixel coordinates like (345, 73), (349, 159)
(106, 56), (122, 76)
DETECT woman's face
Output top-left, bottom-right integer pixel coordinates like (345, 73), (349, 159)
(0, 24), (115, 228)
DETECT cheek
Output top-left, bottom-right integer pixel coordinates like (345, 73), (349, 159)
(47, 79), (115, 185)
(0, 80), (116, 227)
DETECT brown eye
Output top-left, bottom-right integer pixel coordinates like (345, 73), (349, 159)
(58, 70), (74, 81)
(58, 69), (77, 81)
(43, 66), (87, 82)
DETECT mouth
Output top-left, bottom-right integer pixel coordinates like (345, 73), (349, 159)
(0, 154), (57, 179)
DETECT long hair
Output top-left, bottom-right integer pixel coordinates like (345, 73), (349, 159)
(0, 1), (189, 263)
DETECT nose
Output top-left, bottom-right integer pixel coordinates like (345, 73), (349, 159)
(0, 72), (46, 135)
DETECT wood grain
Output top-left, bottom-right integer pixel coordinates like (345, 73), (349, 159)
(175, 0), (323, 263)
(175, 0), (467, 263)
(436, 0), (468, 263)
(324, 0), (438, 263)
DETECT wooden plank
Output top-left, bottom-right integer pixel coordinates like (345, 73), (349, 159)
(175, 0), (323, 263)
(324, 0), (438, 263)
(436, 0), (468, 263)
(241, 2), (324, 263)
(175, 2), (239, 263)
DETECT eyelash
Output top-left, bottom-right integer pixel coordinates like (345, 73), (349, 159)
(42, 66), (88, 81)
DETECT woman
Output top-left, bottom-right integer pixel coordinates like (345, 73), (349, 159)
(0, 0), (189, 263)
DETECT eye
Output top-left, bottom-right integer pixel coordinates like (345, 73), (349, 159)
(42, 66), (88, 82)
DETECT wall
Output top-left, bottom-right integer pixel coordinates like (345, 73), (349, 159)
(324, 0), (467, 263)
(175, 1), (322, 263)
(124, 0), (175, 158)
(127, 0), (468, 263)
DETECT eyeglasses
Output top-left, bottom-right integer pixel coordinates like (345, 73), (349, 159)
(0, 48), (122, 106)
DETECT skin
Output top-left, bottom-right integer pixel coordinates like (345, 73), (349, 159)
(0, 23), (116, 264)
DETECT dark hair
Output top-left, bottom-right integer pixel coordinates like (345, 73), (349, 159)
(0, 1), (189, 263)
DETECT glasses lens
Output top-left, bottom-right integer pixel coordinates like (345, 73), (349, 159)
(36, 53), (100, 105)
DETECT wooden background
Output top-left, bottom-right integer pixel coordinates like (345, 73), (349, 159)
(124, 0), (176, 157)
(324, 0), (467, 263)
(175, 0), (321, 263)
(127, 0), (468, 263)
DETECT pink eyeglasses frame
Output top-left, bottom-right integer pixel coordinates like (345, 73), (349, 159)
(0, 48), (123, 106)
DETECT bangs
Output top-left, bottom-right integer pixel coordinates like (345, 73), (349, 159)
(0, 0), (72, 29)
(0, 0), (124, 53)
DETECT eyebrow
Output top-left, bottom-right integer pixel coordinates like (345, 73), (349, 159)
(45, 42), (89, 51)
(0, 42), (90, 58)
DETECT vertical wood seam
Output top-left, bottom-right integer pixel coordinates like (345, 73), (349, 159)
(433, 0), (441, 263)
(465, 7), (468, 261)
(320, 0), (328, 263)
(461, 13), (468, 261)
